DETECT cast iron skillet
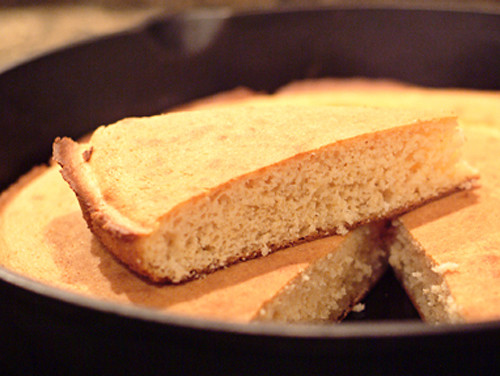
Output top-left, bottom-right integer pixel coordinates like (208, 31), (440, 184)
(1, 4), (499, 375)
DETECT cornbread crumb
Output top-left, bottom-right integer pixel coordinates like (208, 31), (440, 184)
(352, 303), (366, 313)
(432, 262), (459, 275)
(387, 220), (464, 323)
(53, 105), (477, 283)
(256, 223), (386, 322)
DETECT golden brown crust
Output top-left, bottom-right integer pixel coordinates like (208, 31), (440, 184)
(53, 137), (154, 280)
(276, 78), (500, 128)
(0, 165), (48, 210)
(52, 105), (476, 283)
(54, 137), (145, 237)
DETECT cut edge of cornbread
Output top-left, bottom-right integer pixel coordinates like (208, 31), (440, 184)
(387, 219), (464, 324)
(53, 106), (478, 283)
(256, 221), (388, 323)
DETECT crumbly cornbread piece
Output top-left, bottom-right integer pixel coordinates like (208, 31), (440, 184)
(198, 78), (500, 323)
(53, 105), (477, 283)
(0, 164), (387, 323)
(387, 126), (500, 324)
(257, 221), (387, 322)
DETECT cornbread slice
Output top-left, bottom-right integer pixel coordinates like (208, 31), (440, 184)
(192, 78), (500, 128)
(276, 78), (500, 128)
(0, 164), (387, 323)
(200, 78), (499, 323)
(53, 105), (477, 283)
(387, 126), (500, 323)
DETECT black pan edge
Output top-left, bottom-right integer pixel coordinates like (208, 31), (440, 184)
(2, 1), (500, 77)
(2, 264), (499, 375)
(1, 264), (499, 340)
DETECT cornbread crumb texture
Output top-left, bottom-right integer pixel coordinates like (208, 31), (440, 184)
(55, 105), (476, 283)
(388, 222), (463, 324)
(0, 164), (387, 322)
(389, 126), (500, 323)
(257, 222), (387, 322)
(181, 78), (499, 322)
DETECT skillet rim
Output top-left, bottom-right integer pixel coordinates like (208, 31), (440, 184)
(1, 2), (499, 344)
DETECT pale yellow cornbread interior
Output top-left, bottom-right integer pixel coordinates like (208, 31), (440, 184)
(387, 126), (500, 323)
(176, 78), (500, 322)
(66, 106), (476, 282)
(144, 115), (471, 282)
(257, 222), (387, 322)
(0, 164), (386, 323)
(388, 221), (463, 323)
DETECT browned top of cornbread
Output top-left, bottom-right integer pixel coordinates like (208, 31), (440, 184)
(196, 78), (499, 127)
(53, 105), (456, 232)
(276, 78), (500, 127)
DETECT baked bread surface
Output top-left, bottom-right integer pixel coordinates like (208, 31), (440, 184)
(0, 78), (497, 323)
(214, 77), (500, 323)
(53, 105), (477, 283)
(184, 78), (500, 128)
(388, 126), (500, 323)
(0, 164), (386, 323)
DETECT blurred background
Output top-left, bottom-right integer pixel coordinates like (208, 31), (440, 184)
(1, 0), (498, 71)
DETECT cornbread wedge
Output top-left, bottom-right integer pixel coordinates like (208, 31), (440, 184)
(0, 164), (387, 323)
(276, 78), (500, 128)
(53, 105), (477, 283)
(387, 126), (500, 323)
(189, 78), (500, 128)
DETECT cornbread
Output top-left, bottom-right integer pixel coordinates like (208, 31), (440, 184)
(191, 78), (500, 128)
(0, 164), (387, 323)
(53, 105), (477, 283)
(2, 77), (496, 324)
(387, 126), (500, 323)
(277, 78), (500, 128)
(269, 78), (500, 323)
